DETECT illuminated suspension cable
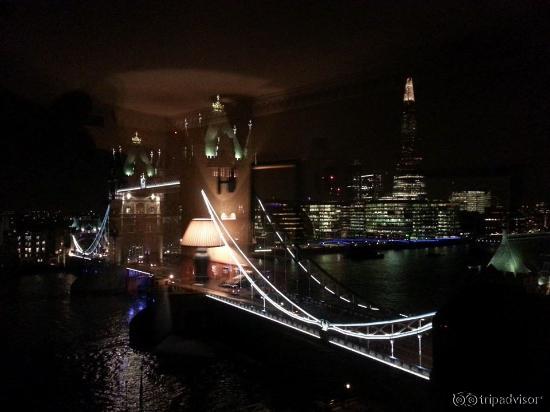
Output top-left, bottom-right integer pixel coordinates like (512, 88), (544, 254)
(329, 322), (433, 341)
(204, 192), (436, 339)
(331, 312), (436, 327)
(83, 205), (110, 254)
(256, 197), (361, 306)
(72, 205), (110, 256)
(255, 196), (436, 332)
(201, 190), (320, 324)
(202, 191), (319, 324)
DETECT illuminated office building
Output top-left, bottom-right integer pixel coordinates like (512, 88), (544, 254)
(364, 198), (458, 239)
(302, 203), (341, 239)
(299, 198), (458, 240)
(349, 173), (383, 201)
(450, 191), (492, 214)
(339, 202), (366, 238)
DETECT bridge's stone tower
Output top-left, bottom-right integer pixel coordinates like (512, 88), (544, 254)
(110, 132), (180, 265)
(179, 96), (255, 248)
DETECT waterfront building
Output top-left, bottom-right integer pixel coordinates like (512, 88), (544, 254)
(483, 205), (507, 236)
(432, 200), (460, 238)
(254, 202), (310, 246)
(301, 202), (341, 239)
(392, 78), (426, 200)
(364, 197), (458, 239)
(300, 197), (458, 241)
(450, 190), (492, 214)
(1, 210), (67, 264)
(340, 202), (366, 238)
(364, 198), (410, 238)
(17, 231), (48, 263)
(511, 202), (550, 234)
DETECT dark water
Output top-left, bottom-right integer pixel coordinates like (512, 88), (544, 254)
(314, 244), (492, 314)
(0, 245), (489, 410)
(0, 273), (266, 411)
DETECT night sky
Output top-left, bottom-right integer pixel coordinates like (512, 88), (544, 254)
(1, 1), (549, 211)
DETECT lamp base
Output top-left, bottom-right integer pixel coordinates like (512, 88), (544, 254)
(193, 248), (210, 282)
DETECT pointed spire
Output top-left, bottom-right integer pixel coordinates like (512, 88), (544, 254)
(212, 94), (224, 112)
(403, 77), (415, 102)
(132, 131), (142, 145)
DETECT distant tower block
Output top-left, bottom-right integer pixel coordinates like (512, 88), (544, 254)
(393, 77), (426, 199)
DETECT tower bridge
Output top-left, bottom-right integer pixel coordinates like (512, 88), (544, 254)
(69, 85), (439, 380)
(94, 189), (436, 380)
(183, 190), (435, 380)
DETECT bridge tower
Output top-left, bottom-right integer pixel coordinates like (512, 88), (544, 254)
(179, 95), (255, 248)
(110, 131), (180, 265)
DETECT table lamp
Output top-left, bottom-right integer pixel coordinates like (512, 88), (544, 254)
(181, 218), (224, 280)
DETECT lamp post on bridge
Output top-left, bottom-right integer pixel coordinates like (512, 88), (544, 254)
(389, 324), (396, 359)
(417, 318), (424, 367)
(417, 334), (423, 367)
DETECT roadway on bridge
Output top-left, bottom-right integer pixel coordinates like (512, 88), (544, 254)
(138, 265), (433, 376)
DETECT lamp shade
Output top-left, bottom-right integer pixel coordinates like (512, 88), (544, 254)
(181, 218), (224, 247)
(207, 245), (247, 266)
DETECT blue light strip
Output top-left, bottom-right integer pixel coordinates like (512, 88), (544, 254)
(126, 267), (154, 277)
(319, 236), (461, 246)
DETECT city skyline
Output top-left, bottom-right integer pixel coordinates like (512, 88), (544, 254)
(2, 2), (550, 211)
(1, 73), (547, 212)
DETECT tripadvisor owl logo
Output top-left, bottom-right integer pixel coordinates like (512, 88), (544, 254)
(452, 392), (543, 407)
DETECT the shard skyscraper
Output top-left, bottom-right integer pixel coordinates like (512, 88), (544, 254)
(392, 77), (426, 199)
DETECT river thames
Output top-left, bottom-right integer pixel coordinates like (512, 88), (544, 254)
(0, 244), (491, 410)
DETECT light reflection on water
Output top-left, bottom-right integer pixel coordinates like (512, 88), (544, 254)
(0, 246), (491, 409)
(127, 296), (148, 323)
(0, 273), (263, 411)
